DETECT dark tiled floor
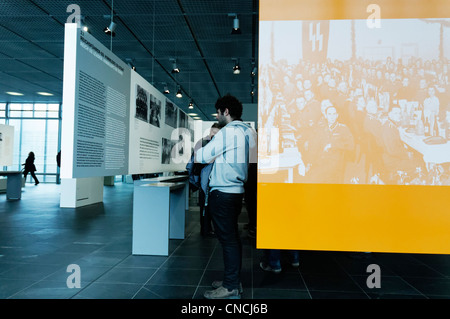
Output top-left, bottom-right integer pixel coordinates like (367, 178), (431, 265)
(1, 182), (450, 299)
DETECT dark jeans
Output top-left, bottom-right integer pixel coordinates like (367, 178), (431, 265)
(24, 170), (39, 184)
(262, 250), (299, 270)
(208, 190), (243, 291)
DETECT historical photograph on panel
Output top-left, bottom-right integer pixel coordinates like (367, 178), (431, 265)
(161, 137), (175, 164)
(179, 109), (187, 128)
(188, 117), (195, 142)
(165, 100), (178, 128)
(258, 18), (450, 186)
(149, 94), (161, 128)
(135, 84), (148, 122)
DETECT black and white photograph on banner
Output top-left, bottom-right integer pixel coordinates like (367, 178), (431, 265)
(135, 84), (148, 122)
(259, 18), (450, 186)
(149, 94), (161, 128)
(161, 137), (175, 164)
(165, 100), (178, 128)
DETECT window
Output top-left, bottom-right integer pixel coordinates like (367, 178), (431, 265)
(0, 103), (5, 118)
(2, 102), (61, 183)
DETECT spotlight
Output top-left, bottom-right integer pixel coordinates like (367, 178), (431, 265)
(79, 15), (90, 33)
(188, 100), (194, 109)
(176, 86), (182, 98)
(171, 59), (180, 73)
(251, 66), (257, 77)
(163, 83), (170, 94)
(229, 13), (241, 35)
(125, 58), (136, 71)
(104, 21), (116, 36)
(232, 59), (241, 74)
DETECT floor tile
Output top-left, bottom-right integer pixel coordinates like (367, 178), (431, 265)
(402, 277), (450, 297)
(71, 282), (142, 299)
(8, 280), (81, 299)
(135, 285), (197, 299)
(302, 273), (364, 293)
(252, 288), (311, 299)
(0, 278), (36, 299)
(351, 275), (423, 296)
(96, 267), (157, 284)
(147, 268), (205, 286)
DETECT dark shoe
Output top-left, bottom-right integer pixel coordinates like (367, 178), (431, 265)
(260, 261), (282, 274)
(35, 181), (39, 185)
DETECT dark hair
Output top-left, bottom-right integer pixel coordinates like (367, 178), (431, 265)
(211, 123), (221, 129)
(215, 94), (243, 120)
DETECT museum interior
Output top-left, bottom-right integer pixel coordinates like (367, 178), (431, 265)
(0, 0), (450, 300)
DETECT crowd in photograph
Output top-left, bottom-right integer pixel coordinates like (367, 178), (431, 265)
(260, 57), (450, 185)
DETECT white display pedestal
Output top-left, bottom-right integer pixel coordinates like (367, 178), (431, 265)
(0, 171), (23, 200)
(132, 182), (186, 256)
(60, 177), (104, 208)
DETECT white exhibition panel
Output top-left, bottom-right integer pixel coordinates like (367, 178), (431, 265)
(0, 124), (14, 166)
(128, 71), (192, 174)
(61, 23), (194, 180)
(61, 23), (131, 179)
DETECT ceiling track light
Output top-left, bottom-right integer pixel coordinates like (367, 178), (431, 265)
(125, 58), (136, 71)
(163, 83), (170, 94)
(176, 85), (182, 98)
(250, 60), (257, 77)
(104, 21), (116, 37)
(104, 0), (116, 37)
(79, 15), (90, 33)
(232, 58), (241, 74)
(170, 59), (180, 73)
(228, 13), (241, 35)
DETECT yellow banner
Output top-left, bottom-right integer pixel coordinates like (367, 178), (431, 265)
(257, 0), (450, 253)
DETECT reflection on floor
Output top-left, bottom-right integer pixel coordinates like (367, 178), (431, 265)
(1, 182), (450, 299)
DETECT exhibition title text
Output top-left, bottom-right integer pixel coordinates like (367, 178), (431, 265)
(80, 35), (124, 75)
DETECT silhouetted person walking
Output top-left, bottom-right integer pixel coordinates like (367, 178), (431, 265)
(22, 152), (39, 185)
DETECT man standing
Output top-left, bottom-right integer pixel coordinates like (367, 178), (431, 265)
(196, 94), (257, 299)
